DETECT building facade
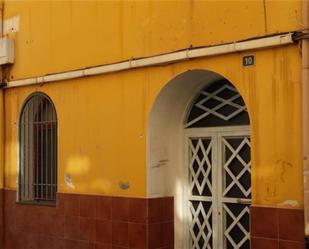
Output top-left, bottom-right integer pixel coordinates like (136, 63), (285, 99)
(0, 1), (307, 249)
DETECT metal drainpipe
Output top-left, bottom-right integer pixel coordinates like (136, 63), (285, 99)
(303, 0), (309, 246)
(0, 1), (5, 248)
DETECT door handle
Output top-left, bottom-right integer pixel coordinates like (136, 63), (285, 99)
(236, 198), (251, 205)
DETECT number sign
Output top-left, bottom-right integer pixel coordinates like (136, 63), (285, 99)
(243, 55), (255, 67)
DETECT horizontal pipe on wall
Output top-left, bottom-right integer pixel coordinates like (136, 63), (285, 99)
(6, 33), (295, 89)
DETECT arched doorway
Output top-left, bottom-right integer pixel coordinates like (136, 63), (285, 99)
(184, 79), (251, 249)
(147, 70), (251, 249)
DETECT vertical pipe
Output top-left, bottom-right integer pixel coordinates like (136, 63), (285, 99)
(0, 90), (4, 248)
(303, 0), (309, 238)
(0, 1), (4, 247)
(0, 89), (4, 248)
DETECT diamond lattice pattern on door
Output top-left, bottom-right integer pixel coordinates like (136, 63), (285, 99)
(223, 137), (251, 199)
(189, 201), (213, 249)
(189, 138), (212, 196)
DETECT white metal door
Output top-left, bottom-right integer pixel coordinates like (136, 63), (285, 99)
(186, 126), (251, 249)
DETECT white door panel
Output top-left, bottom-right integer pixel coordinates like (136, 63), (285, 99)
(186, 127), (251, 249)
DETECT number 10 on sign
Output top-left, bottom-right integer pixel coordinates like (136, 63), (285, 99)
(243, 55), (255, 67)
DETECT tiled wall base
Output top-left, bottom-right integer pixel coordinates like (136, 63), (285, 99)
(2, 189), (174, 249)
(1, 190), (306, 249)
(0, 189), (3, 249)
(251, 206), (305, 249)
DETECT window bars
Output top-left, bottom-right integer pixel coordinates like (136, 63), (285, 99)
(186, 79), (249, 128)
(19, 93), (57, 204)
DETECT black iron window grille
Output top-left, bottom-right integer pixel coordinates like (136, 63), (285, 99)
(18, 93), (57, 204)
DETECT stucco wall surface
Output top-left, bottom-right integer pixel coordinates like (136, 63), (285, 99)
(2, 0), (302, 80)
(3, 44), (302, 207)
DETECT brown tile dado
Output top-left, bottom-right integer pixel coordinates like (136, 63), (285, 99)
(279, 240), (305, 249)
(129, 223), (146, 248)
(96, 196), (112, 220)
(80, 195), (97, 219)
(279, 208), (305, 242)
(251, 206), (278, 239)
(112, 221), (129, 247)
(0, 189), (4, 249)
(2, 189), (174, 249)
(96, 220), (112, 244)
(129, 198), (147, 223)
(251, 237), (278, 249)
(148, 198), (173, 223)
(112, 197), (130, 222)
(250, 205), (305, 249)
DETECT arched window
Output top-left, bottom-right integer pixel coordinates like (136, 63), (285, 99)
(18, 93), (57, 204)
(186, 79), (249, 128)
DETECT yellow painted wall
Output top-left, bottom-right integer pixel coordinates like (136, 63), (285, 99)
(0, 1), (304, 206)
(144, 45), (302, 206)
(4, 44), (303, 206)
(3, 0), (301, 80)
(4, 72), (147, 197)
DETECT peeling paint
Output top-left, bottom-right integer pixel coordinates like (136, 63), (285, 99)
(2, 15), (19, 35)
(276, 159), (293, 183)
(152, 159), (168, 168)
(278, 199), (299, 208)
(64, 173), (75, 189)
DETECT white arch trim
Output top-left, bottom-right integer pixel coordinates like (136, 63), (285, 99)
(147, 69), (231, 249)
